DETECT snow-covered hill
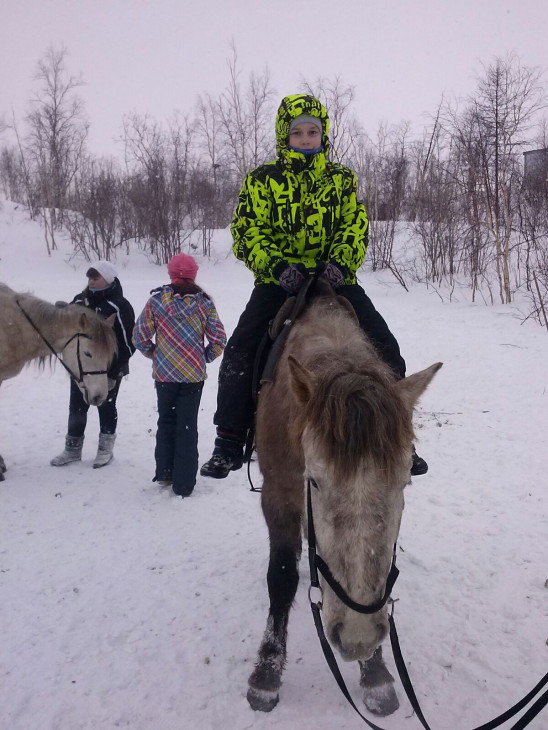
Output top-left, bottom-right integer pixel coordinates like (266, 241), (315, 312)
(1, 201), (546, 729)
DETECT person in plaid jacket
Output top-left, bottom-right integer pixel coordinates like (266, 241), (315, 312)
(133, 253), (226, 497)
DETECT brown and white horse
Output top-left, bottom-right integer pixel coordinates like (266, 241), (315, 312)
(248, 280), (441, 716)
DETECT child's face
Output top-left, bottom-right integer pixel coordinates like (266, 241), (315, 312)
(288, 122), (322, 150)
(88, 274), (109, 290)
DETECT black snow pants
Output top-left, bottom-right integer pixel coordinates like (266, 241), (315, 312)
(67, 377), (123, 437)
(154, 380), (204, 496)
(213, 283), (406, 434)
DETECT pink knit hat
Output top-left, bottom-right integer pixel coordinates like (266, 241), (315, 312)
(167, 253), (199, 282)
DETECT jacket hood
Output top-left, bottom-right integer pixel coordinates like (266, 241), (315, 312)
(275, 94), (330, 161)
(159, 285), (201, 319)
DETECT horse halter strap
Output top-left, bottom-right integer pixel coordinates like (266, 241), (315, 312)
(306, 479), (399, 615)
(305, 478), (401, 730)
(63, 331), (110, 382)
(306, 478), (548, 729)
(15, 299), (109, 385)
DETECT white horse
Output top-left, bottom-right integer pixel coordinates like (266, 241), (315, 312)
(249, 281), (441, 716)
(0, 283), (117, 479)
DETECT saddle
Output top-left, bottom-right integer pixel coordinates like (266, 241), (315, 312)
(260, 276), (316, 385)
(244, 277), (357, 464)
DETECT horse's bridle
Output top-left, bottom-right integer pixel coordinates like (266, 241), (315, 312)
(306, 478), (399, 615)
(61, 330), (110, 383)
(15, 300), (109, 399)
(305, 477), (548, 730)
(306, 477), (403, 730)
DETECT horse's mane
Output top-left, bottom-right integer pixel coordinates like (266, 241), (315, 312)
(289, 295), (413, 484)
(4, 287), (117, 360)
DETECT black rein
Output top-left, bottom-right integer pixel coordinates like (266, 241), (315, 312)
(15, 299), (109, 385)
(306, 479), (548, 730)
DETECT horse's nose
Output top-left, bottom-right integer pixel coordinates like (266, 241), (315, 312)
(331, 622), (343, 649)
(90, 394), (104, 406)
(375, 620), (388, 644)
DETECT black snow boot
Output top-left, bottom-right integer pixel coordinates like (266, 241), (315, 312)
(410, 446), (428, 476)
(200, 436), (244, 479)
(153, 471), (173, 487)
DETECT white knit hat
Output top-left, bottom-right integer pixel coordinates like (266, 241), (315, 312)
(89, 260), (117, 284)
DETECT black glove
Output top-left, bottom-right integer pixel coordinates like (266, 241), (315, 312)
(317, 261), (345, 289)
(275, 263), (308, 294)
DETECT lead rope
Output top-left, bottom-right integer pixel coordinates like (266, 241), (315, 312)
(388, 615), (548, 730)
(306, 480), (548, 730)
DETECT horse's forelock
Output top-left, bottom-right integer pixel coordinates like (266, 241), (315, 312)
(304, 365), (413, 483)
(81, 310), (118, 360)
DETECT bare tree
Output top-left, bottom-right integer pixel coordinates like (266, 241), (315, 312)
(355, 122), (410, 285)
(195, 93), (229, 227)
(122, 112), (195, 262)
(0, 146), (29, 206)
(65, 156), (124, 261)
(196, 94), (223, 173)
(25, 46), (89, 253)
(215, 43), (276, 180)
(454, 55), (546, 302)
(300, 76), (363, 164)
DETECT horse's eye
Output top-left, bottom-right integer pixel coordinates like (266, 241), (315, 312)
(83, 351), (92, 358)
(309, 478), (319, 490)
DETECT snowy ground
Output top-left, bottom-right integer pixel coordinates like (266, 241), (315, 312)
(1, 201), (547, 730)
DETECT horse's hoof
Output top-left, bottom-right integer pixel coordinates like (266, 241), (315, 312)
(363, 682), (400, 716)
(247, 686), (279, 712)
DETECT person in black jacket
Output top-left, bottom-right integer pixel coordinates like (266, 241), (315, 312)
(50, 260), (135, 469)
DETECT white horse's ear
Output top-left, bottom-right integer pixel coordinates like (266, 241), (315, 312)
(395, 362), (442, 411)
(78, 312), (88, 329)
(104, 314), (117, 327)
(288, 355), (316, 406)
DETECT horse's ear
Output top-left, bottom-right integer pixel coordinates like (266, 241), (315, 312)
(104, 314), (117, 327)
(396, 362), (443, 410)
(288, 355), (316, 406)
(78, 312), (88, 330)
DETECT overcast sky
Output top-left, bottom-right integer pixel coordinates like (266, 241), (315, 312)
(1, 0), (547, 158)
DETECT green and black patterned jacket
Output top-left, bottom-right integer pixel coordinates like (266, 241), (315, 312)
(231, 94), (369, 286)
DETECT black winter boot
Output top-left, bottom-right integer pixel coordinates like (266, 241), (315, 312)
(200, 436), (244, 479)
(410, 446), (428, 476)
(153, 471), (173, 487)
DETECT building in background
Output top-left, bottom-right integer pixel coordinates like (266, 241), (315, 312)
(523, 148), (548, 184)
